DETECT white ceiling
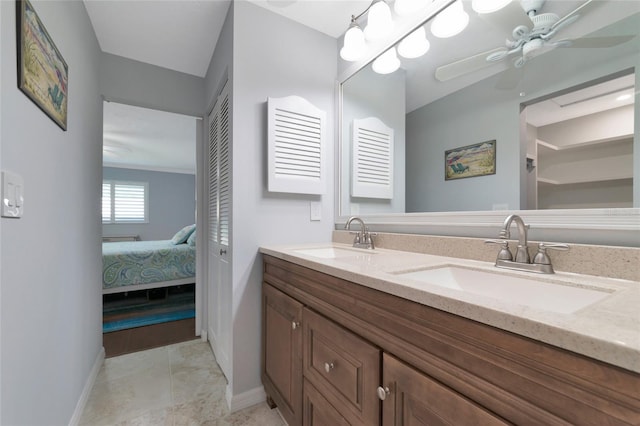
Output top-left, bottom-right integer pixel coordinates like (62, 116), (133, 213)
(103, 102), (197, 174)
(84, 0), (370, 78)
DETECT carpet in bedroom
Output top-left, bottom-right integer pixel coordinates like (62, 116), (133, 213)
(102, 284), (195, 333)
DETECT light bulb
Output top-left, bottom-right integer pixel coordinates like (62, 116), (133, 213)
(364, 0), (394, 41)
(340, 23), (366, 61)
(471, 0), (512, 14)
(372, 47), (400, 74)
(394, 0), (430, 16)
(398, 26), (430, 59)
(431, 0), (469, 38)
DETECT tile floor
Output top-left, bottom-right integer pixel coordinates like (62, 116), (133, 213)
(80, 339), (285, 425)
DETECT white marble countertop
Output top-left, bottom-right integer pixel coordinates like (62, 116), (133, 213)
(260, 242), (640, 373)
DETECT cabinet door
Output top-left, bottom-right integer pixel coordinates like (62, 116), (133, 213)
(381, 353), (508, 426)
(303, 379), (351, 426)
(262, 283), (304, 426)
(303, 308), (380, 425)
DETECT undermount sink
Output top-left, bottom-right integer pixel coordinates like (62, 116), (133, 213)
(293, 247), (376, 259)
(392, 266), (612, 314)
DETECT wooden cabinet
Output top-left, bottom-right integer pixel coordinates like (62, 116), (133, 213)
(381, 353), (507, 425)
(303, 308), (380, 425)
(262, 256), (640, 426)
(262, 283), (303, 426)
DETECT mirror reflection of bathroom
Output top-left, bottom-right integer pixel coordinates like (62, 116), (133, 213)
(522, 71), (635, 210)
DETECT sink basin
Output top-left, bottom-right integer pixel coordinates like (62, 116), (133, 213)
(293, 247), (376, 259)
(393, 266), (612, 314)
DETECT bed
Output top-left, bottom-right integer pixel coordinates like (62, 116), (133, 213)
(102, 239), (196, 294)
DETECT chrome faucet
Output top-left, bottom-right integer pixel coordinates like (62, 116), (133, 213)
(485, 214), (569, 274)
(500, 214), (530, 263)
(345, 216), (375, 250)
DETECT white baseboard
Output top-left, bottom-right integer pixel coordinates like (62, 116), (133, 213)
(68, 346), (105, 426)
(226, 385), (266, 413)
(200, 330), (207, 341)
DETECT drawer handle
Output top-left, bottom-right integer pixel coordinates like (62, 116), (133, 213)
(291, 321), (300, 330)
(324, 362), (335, 373)
(377, 386), (390, 401)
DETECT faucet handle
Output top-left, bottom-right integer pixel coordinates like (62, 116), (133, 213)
(485, 239), (513, 261)
(533, 243), (569, 265)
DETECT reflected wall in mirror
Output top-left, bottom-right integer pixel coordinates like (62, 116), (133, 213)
(340, 0), (639, 217)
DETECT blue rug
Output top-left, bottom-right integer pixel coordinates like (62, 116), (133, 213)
(103, 308), (195, 333)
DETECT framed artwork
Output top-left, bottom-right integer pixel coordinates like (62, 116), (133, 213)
(445, 140), (496, 181)
(16, 0), (68, 131)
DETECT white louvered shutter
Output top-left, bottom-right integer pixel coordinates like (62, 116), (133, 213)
(218, 88), (230, 246)
(352, 117), (394, 199)
(267, 96), (327, 194)
(208, 101), (219, 244)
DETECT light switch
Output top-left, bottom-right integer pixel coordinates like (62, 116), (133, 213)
(310, 201), (321, 221)
(2, 171), (24, 218)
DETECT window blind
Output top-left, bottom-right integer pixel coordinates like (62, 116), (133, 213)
(102, 180), (148, 223)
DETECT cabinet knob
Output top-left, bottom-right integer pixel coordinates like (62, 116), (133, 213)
(291, 321), (300, 330)
(219, 249), (227, 255)
(324, 362), (335, 373)
(377, 386), (390, 401)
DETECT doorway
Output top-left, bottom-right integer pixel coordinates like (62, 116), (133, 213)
(101, 101), (202, 356)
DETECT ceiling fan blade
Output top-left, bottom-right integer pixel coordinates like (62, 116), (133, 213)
(557, 35), (636, 48)
(435, 48), (507, 82)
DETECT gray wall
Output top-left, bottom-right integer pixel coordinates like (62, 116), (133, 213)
(102, 167), (195, 241)
(100, 53), (205, 117)
(229, 0), (337, 397)
(406, 79), (521, 212)
(1, 1), (103, 424)
(342, 66), (406, 215)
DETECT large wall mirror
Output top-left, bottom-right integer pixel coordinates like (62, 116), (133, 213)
(338, 0), (639, 245)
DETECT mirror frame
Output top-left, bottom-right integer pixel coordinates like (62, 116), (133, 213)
(335, 0), (640, 247)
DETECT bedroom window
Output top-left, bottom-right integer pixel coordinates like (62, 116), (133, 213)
(102, 180), (148, 223)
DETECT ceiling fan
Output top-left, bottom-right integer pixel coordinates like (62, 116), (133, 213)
(435, 0), (634, 82)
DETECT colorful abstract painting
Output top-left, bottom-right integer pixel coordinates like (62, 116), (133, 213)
(445, 140), (496, 181)
(17, 0), (68, 130)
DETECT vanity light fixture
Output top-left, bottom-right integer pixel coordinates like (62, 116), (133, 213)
(364, 0), (394, 41)
(340, 0), (395, 62)
(340, 17), (367, 61)
(372, 47), (401, 74)
(394, 0), (430, 16)
(431, 0), (469, 38)
(471, 0), (512, 14)
(398, 26), (430, 59)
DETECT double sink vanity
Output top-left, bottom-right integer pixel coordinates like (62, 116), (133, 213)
(260, 228), (639, 425)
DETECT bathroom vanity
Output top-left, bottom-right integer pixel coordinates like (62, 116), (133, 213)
(260, 244), (639, 426)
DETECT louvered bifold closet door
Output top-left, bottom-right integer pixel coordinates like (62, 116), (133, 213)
(218, 89), (230, 247)
(208, 103), (219, 245)
(267, 96), (327, 195)
(207, 80), (232, 380)
(352, 117), (394, 199)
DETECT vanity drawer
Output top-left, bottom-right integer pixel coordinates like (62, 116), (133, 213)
(303, 308), (380, 426)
